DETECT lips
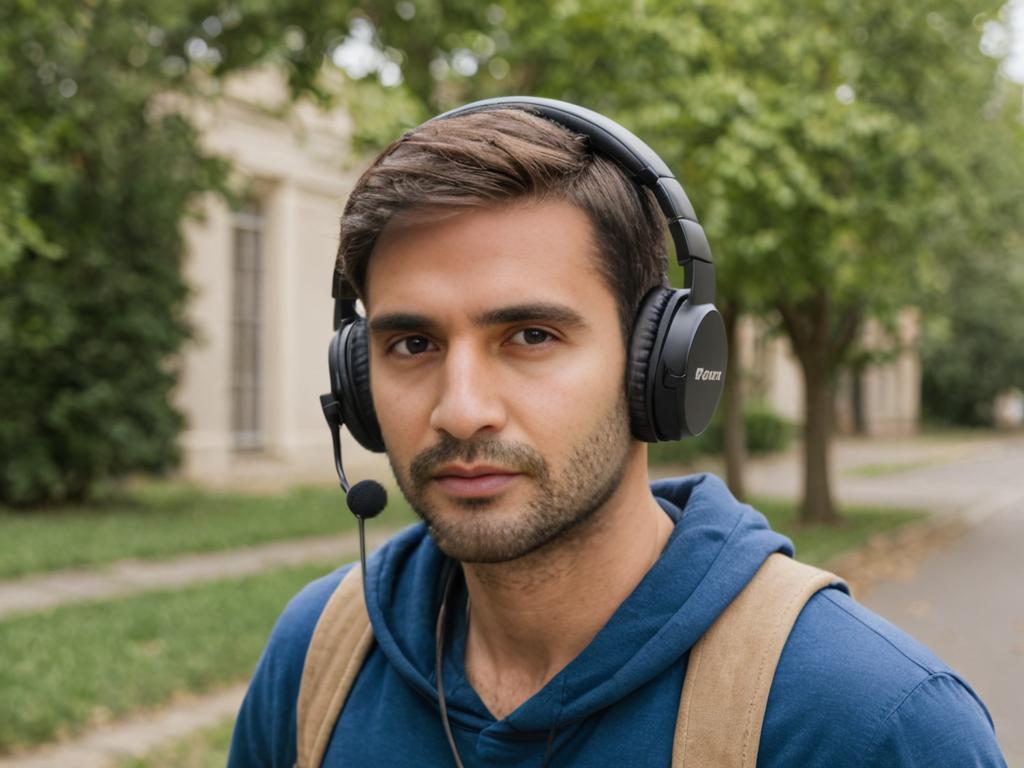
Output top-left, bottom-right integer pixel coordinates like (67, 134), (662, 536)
(432, 465), (522, 498)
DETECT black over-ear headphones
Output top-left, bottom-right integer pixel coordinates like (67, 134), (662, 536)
(322, 96), (727, 456)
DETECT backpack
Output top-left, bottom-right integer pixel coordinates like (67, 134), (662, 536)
(296, 553), (844, 767)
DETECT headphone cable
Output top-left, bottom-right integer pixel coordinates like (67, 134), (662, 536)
(435, 562), (466, 768)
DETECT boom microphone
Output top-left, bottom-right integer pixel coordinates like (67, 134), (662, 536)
(347, 479), (387, 520)
(319, 392), (388, 576)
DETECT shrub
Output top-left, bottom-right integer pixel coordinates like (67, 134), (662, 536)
(647, 405), (792, 466)
(743, 405), (793, 455)
(0, 5), (227, 505)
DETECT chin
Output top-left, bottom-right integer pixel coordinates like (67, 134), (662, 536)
(424, 497), (597, 565)
(420, 500), (531, 562)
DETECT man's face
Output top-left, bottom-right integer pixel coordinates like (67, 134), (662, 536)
(364, 200), (635, 563)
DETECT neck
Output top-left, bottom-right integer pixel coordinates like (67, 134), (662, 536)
(460, 448), (673, 719)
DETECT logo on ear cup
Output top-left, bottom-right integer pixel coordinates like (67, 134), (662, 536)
(694, 367), (723, 382)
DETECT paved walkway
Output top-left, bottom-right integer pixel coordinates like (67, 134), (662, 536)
(749, 434), (1024, 763)
(0, 528), (398, 620)
(860, 494), (1024, 762)
(3, 432), (1021, 766)
(709, 431), (1013, 512)
(0, 686), (246, 768)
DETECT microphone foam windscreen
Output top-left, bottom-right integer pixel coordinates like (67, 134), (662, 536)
(347, 479), (388, 519)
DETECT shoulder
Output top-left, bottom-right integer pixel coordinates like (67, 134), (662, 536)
(270, 562), (357, 658)
(226, 563), (356, 768)
(759, 586), (1004, 767)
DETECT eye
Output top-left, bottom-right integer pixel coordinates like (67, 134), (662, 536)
(390, 335), (436, 357)
(509, 328), (556, 346)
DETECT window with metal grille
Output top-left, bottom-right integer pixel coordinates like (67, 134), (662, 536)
(231, 200), (264, 452)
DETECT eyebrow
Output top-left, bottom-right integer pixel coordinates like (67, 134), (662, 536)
(367, 302), (588, 336)
(367, 312), (438, 336)
(475, 302), (588, 329)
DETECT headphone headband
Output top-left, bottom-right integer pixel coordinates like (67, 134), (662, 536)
(435, 96), (715, 305)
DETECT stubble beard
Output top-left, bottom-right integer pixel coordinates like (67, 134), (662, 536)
(389, 395), (634, 564)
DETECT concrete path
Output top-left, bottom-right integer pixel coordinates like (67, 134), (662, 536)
(862, 488), (1024, 766)
(0, 685), (246, 768)
(0, 528), (398, 620)
(745, 432), (1017, 512)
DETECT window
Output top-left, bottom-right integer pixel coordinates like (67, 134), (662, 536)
(231, 200), (264, 451)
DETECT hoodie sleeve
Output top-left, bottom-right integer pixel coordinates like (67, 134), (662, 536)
(227, 565), (353, 768)
(864, 672), (1007, 767)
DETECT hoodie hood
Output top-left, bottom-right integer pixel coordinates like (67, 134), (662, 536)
(363, 473), (793, 739)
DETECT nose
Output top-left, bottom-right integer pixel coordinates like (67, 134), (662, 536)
(429, 342), (507, 441)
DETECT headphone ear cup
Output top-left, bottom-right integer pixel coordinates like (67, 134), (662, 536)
(333, 320), (386, 453)
(627, 288), (676, 442)
(671, 303), (727, 438)
(651, 301), (728, 440)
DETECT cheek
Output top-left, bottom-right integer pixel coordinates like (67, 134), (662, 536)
(509, 349), (626, 437)
(371, 374), (430, 449)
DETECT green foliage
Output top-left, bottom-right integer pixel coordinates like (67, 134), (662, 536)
(0, 0), (364, 505)
(354, 0), (1024, 521)
(356, 0), (1024, 320)
(4, 0), (1022, 510)
(0, 2), (227, 504)
(0, 481), (415, 579)
(647, 404), (792, 465)
(921, 245), (1024, 425)
(742, 406), (795, 455)
(646, 432), (706, 467)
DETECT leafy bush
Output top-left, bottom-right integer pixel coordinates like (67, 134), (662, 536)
(647, 405), (792, 466)
(743, 406), (794, 454)
(921, 249), (1024, 427)
(0, 4), (227, 505)
(646, 433), (707, 467)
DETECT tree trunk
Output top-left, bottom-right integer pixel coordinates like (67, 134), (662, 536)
(721, 300), (747, 500)
(777, 292), (848, 525)
(800, 358), (838, 524)
(851, 369), (866, 435)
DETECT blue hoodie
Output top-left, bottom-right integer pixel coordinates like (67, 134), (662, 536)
(228, 474), (1006, 766)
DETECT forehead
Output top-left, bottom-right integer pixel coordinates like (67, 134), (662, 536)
(363, 200), (617, 321)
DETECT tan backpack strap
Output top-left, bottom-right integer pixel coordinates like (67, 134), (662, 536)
(673, 553), (845, 768)
(296, 566), (374, 768)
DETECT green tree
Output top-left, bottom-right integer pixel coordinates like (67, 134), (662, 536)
(1, 3), (214, 504)
(921, 244), (1024, 426)
(354, 0), (1024, 522)
(0, 0), (364, 505)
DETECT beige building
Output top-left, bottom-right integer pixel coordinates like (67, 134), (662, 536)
(173, 79), (920, 487)
(174, 72), (385, 489)
(736, 311), (921, 439)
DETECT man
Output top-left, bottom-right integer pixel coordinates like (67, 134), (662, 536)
(228, 102), (1006, 766)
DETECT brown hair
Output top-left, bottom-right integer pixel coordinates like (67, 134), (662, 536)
(336, 108), (668, 339)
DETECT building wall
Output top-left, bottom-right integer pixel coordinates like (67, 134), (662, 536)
(737, 311), (921, 437)
(174, 72), (391, 489)
(835, 310), (921, 437)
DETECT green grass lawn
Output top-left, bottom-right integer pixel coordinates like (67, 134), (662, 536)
(0, 560), (344, 753)
(0, 482), (415, 579)
(753, 498), (923, 565)
(842, 459), (942, 478)
(0, 497), (921, 755)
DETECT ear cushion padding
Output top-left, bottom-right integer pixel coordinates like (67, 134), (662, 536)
(628, 287), (676, 442)
(343, 320), (385, 452)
